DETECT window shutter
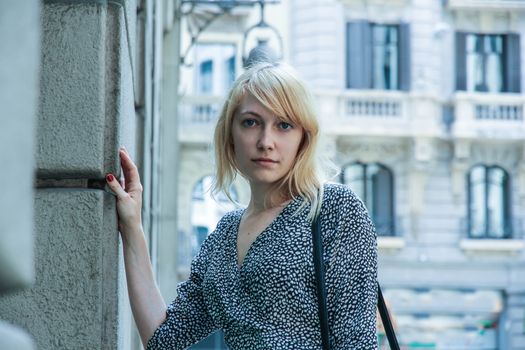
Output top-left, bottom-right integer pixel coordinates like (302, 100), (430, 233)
(346, 21), (372, 89)
(399, 23), (411, 91)
(505, 33), (521, 93)
(455, 32), (467, 91)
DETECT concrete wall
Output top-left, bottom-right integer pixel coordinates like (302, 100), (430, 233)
(0, 0), (136, 348)
(0, 0), (182, 349)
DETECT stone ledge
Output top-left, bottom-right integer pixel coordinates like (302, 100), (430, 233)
(378, 236), (406, 250)
(459, 239), (525, 253)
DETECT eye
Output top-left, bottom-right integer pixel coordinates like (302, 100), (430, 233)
(241, 118), (258, 127)
(278, 121), (293, 130)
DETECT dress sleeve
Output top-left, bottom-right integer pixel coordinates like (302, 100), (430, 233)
(146, 222), (222, 350)
(325, 190), (378, 349)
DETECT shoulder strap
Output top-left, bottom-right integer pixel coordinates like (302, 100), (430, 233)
(312, 215), (330, 350)
(377, 284), (400, 350)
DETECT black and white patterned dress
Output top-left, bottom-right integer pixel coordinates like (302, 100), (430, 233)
(147, 183), (378, 349)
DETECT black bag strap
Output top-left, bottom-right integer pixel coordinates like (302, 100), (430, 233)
(377, 284), (400, 350)
(311, 215), (400, 350)
(312, 213), (330, 349)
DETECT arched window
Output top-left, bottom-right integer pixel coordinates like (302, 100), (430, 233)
(468, 165), (511, 238)
(341, 162), (395, 236)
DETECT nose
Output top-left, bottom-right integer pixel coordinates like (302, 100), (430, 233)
(256, 127), (275, 150)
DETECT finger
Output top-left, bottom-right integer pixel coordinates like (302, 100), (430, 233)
(106, 173), (128, 198)
(119, 149), (141, 191)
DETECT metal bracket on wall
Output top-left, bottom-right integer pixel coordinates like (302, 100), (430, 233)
(177, 0), (280, 67)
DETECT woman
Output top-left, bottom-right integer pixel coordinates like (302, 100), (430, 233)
(106, 62), (378, 349)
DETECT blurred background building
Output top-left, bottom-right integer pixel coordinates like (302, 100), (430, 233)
(177, 0), (525, 349)
(1, 0), (525, 349)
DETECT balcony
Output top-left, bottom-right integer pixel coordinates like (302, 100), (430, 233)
(446, 0), (525, 10)
(315, 90), (442, 137)
(178, 95), (224, 144)
(452, 92), (525, 139)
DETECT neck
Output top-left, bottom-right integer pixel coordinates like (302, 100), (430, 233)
(247, 183), (291, 214)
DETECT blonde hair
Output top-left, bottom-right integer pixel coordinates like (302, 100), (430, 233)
(212, 62), (323, 221)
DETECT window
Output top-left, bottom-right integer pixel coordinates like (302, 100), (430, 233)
(194, 43), (237, 95)
(372, 24), (399, 90)
(225, 55), (236, 91)
(341, 162), (395, 236)
(346, 21), (410, 91)
(466, 34), (504, 92)
(199, 60), (213, 94)
(468, 165), (511, 239)
(456, 32), (521, 93)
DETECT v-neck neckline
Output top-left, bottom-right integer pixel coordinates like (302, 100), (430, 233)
(233, 196), (301, 271)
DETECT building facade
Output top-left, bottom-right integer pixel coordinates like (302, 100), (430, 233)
(290, 0), (525, 348)
(177, 0), (525, 349)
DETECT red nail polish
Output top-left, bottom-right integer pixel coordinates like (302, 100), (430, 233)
(106, 174), (114, 182)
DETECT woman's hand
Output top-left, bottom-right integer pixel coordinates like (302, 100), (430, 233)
(106, 147), (143, 240)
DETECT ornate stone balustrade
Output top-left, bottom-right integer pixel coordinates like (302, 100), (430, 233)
(447, 0), (525, 9)
(453, 92), (525, 139)
(178, 95), (224, 143)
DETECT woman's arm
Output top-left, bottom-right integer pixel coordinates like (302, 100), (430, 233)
(106, 147), (166, 348)
(325, 187), (378, 349)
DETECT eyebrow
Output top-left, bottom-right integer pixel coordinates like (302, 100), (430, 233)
(238, 110), (264, 119)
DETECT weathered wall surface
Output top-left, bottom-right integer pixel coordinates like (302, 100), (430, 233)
(0, 1), (136, 348)
(0, 190), (119, 349)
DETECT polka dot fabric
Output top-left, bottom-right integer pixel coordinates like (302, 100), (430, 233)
(147, 183), (378, 349)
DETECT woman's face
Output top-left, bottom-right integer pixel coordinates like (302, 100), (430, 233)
(231, 93), (304, 190)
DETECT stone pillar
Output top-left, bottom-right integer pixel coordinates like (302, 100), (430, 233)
(507, 291), (525, 350)
(0, 1), (136, 348)
(158, 0), (182, 303)
(0, 1), (40, 349)
(408, 137), (433, 238)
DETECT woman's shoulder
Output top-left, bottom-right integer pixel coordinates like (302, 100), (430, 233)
(322, 182), (363, 207)
(200, 208), (243, 249)
(212, 208), (243, 234)
(320, 182), (369, 220)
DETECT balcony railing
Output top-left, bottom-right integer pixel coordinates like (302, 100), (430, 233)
(345, 97), (402, 119)
(452, 92), (525, 139)
(447, 0), (525, 10)
(475, 104), (523, 121)
(315, 89), (442, 137)
(178, 95), (224, 143)
(178, 90), (525, 141)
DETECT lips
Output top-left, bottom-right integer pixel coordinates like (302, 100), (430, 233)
(252, 158), (278, 165)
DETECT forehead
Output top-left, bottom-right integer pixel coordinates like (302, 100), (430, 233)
(236, 93), (272, 117)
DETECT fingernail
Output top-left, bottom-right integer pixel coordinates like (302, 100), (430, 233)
(106, 174), (115, 182)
